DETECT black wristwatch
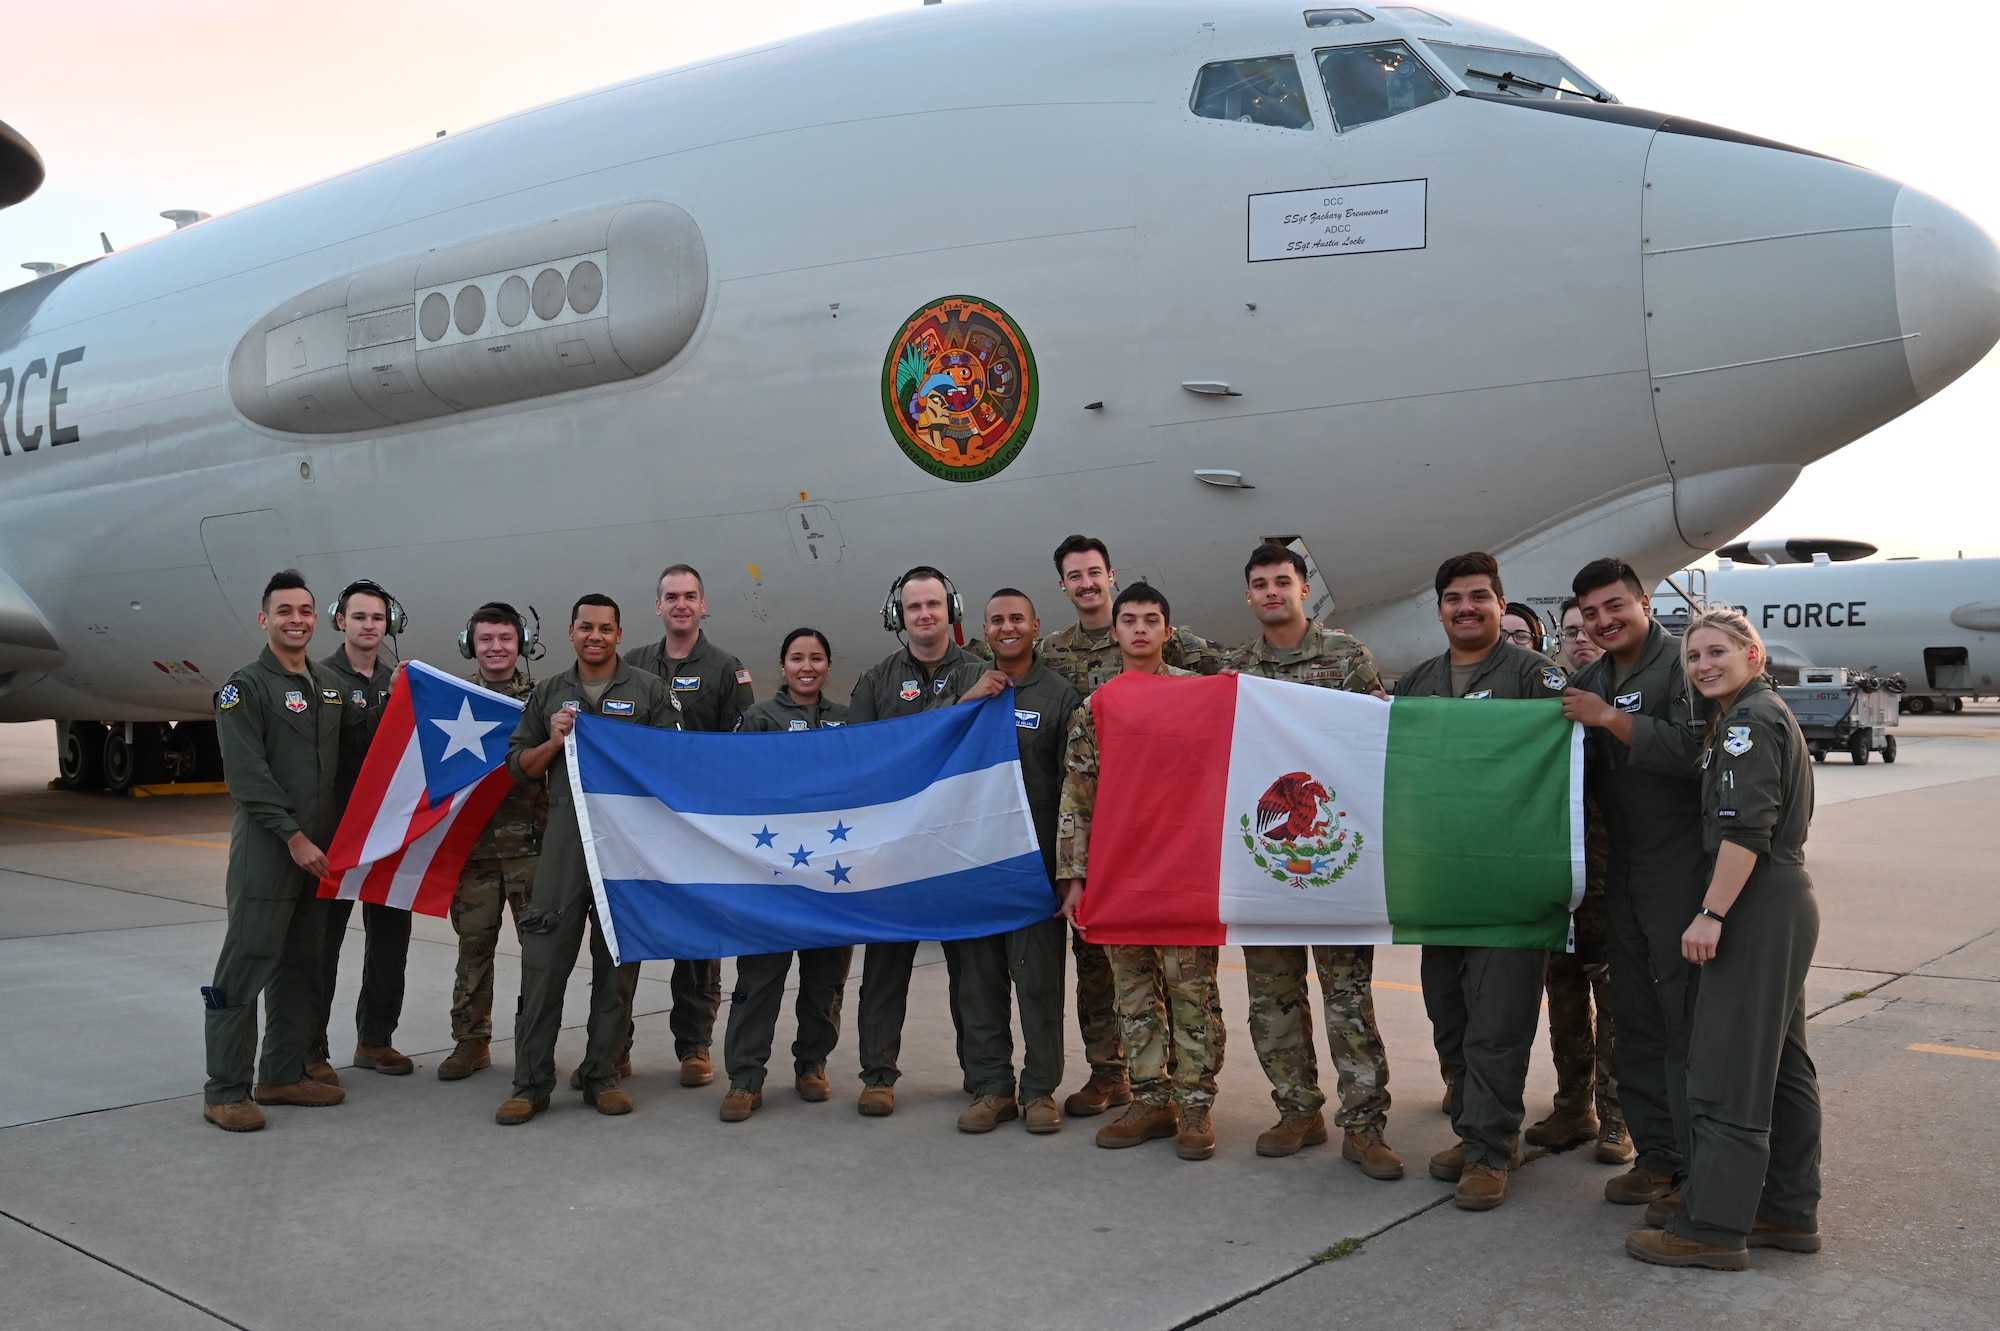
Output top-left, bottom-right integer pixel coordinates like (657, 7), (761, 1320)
(1697, 906), (1726, 923)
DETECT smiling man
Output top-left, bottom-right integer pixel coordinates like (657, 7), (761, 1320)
(1560, 557), (1709, 1215)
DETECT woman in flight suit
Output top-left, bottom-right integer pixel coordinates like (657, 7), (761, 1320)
(717, 628), (855, 1121)
(1626, 607), (1822, 1270)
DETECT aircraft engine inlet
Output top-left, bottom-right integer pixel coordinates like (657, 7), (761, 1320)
(228, 201), (707, 433)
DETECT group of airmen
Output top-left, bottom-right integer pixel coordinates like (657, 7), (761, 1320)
(196, 534), (1822, 1271)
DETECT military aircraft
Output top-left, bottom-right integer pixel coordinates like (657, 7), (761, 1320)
(3, 0), (1998, 789)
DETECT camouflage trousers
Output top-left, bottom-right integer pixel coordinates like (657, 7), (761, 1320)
(1545, 886), (1622, 1124)
(1244, 944), (1391, 1128)
(1107, 945), (1223, 1109)
(449, 857), (536, 1042)
(1072, 927), (1126, 1078)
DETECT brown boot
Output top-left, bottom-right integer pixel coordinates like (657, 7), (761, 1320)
(354, 1044), (413, 1075)
(957, 1094), (1019, 1134)
(719, 1088), (761, 1122)
(203, 1099), (265, 1132)
(438, 1040), (490, 1081)
(1176, 1104), (1216, 1161)
(252, 1079), (346, 1107)
(305, 1060), (340, 1086)
(495, 1095), (547, 1125)
(1596, 1121), (1637, 1165)
(1455, 1163), (1509, 1211)
(1095, 1100), (1178, 1149)
(587, 1085), (635, 1115)
(1524, 1107), (1598, 1149)
(679, 1052), (715, 1087)
(1430, 1141), (1520, 1181)
(1645, 1190), (1687, 1228)
(857, 1084), (895, 1117)
(1748, 1220), (1822, 1253)
(569, 1059), (633, 1090)
(795, 1069), (831, 1102)
(1625, 1228), (1748, 1270)
(1023, 1095), (1062, 1135)
(1255, 1110), (1328, 1158)
(1063, 1071), (1133, 1117)
(1606, 1164), (1675, 1205)
(1341, 1126), (1406, 1180)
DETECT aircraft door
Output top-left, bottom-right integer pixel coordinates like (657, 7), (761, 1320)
(200, 510), (299, 638)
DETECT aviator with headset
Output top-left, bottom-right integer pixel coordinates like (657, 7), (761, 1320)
(457, 601), (543, 663)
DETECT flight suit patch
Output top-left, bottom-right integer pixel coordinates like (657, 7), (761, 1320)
(285, 690), (308, 713)
(788, 719), (809, 731)
(735, 669), (753, 685)
(1723, 725), (1753, 757)
(351, 689), (367, 706)
(1540, 667), (1566, 691)
(602, 698), (636, 716)
(1015, 709), (1041, 729)
(933, 679), (948, 693)
(322, 689), (343, 703)
(1464, 690), (1492, 700)
(1717, 808), (1739, 820)
(672, 676), (701, 692)
(218, 684), (241, 709)
(900, 680), (920, 701)
(1614, 690), (1642, 712)
(823, 720), (843, 728)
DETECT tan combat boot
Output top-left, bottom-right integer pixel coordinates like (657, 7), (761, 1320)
(202, 1100), (266, 1132)
(495, 1095), (547, 1125)
(1596, 1121), (1637, 1165)
(1524, 1107), (1598, 1149)
(1341, 1126), (1406, 1180)
(1255, 1110), (1328, 1158)
(354, 1044), (414, 1075)
(1176, 1104), (1216, 1161)
(1063, 1070), (1133, 1117)
(957, 1095), (1020, 1133)
(587, 1085), (635, 1115)
(1645, 1190), (1687, 1228)
(1022, 1095), (1062, 1135)
(1748, 1221), (1822, 1253)
(252, 1079), (346, 1107)
(679, 1052), (715, 1087)
(857, 1084), (896, 1117)
(569, 1059), (634, 1090)
(1094, 1100), (1178, 1149)
(438, 1040), (491, 1081)
(719, 1088), (761, 1122)
(305, 1060), (340, 1086)
(1625, 1228), (1748, 1270)
(1455, 1163), (1509, 1211)
(1429, 1140), (1520, 1182)
(795, 1068), (831, 1102)
(1605, 1164), (1675, 1205)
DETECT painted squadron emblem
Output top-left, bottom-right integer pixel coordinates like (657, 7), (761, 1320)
(1723, 725), (1754, 757)
(882, 295), (1038, 482)
(1241, 771), (1363, 889)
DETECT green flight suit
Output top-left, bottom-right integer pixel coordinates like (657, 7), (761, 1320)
(505, 659), (676, 1103)
(626, 631), (755, 1062)
(310, 646), (409, 1058)
(450, 667), (546, 1043)
(204, 648), (362, 1104)
(1670, 678), (1821, 1246)
(846, 641), (981, 1086)
(957, 662), (1081, 1103)
(722, 689), (855, 1092)
(975, 621), (1229, 697)
(1572, 618), (1709, 1180)
(1396, 640), (1567, 1168)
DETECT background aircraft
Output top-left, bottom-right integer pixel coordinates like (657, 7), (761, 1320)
(1, 0), (1997, 788)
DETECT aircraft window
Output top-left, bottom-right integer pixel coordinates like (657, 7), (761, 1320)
(1190, 56), (1314, 129)
(1304, 8), (1372, 26)
(1379, 5), (1450, 24)
(1425, 42), (1608, 102)
(1314, 40), (1450, 132)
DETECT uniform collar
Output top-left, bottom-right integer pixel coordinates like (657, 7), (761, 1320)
(258, 645), (312, 679)
(897, 641), (965, 675)
(1727, 676), (1772, 712)
(557, 657), (636, 692)
(1249, 622), (1325, 664)
(1060, 621), (1114, 648)
(324, 644), (388, 685)
(657, 631), (709, 668)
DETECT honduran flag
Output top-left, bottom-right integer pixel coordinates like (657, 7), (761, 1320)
(318, 660), (525, 916)
(1078, 673), (1582, 949)
(567, 692), (1050, 964)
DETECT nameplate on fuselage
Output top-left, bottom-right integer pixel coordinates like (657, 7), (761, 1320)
(1247, 179), (1427, 262)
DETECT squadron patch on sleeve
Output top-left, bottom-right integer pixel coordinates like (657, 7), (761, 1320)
(217, 684), (240, 710)
(1723, 725), (1754, 756)
(1540, 667), (1566, 692)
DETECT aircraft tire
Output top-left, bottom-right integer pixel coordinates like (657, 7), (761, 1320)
(102, 724), (167, 794)
(1952, 697), (1965, 714)
(1903, 696), (1931, 715)
(57, 721), (107, 791)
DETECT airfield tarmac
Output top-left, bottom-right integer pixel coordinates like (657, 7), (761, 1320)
(2, 709), (1997, 1330)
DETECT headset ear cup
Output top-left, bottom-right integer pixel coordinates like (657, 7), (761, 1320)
(458, 628), (474, 660)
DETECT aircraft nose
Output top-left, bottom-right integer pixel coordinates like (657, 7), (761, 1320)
(1641, 128), (2000, 549)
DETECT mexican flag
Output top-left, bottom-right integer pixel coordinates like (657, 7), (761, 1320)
(1076, 673), (1581, 948)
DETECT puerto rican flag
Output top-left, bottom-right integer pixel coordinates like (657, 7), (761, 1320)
(318, 660), (527, 916)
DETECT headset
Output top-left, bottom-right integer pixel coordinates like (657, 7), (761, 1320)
(881, 566), (964, 633)
(458, 602), (543, 660)
(329, 579), (407, 637)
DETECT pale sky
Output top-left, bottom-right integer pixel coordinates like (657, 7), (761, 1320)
(3, 0), (1994, 561)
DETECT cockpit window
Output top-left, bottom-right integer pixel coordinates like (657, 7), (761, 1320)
(1190, 56), (1314, 130)
(1379, 5), (1450, 24)
(1314, 40), (1450, 132)
(1303, 8), (1373, 26)
(1424, 42), (1609, 102)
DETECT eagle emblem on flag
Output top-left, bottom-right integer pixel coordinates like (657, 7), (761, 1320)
(1240, 770), (1363, 889)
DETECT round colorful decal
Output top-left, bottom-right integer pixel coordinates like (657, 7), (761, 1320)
(881, 295), (1038, 482)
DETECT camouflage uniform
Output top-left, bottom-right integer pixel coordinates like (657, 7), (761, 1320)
(449, 668), (548, 1043)
(1543, 796), (1623, 1126)
(1224, 624), (1394, 1130)
(1057, 665), (1223, 1108)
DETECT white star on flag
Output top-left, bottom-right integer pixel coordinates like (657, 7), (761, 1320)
(432, 697), (504, 762)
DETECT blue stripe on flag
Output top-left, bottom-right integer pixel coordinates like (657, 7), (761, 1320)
(575, 690), (1021, 814)
(600, 852), (1056, 958)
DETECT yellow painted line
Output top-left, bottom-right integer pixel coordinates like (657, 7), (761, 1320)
(131, 781), (231, 798)
(0, 815), (229, 851)
(1909, 1043), (2000, 1062)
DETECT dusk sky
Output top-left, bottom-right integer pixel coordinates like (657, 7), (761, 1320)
(4, 0), (1994, 559)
